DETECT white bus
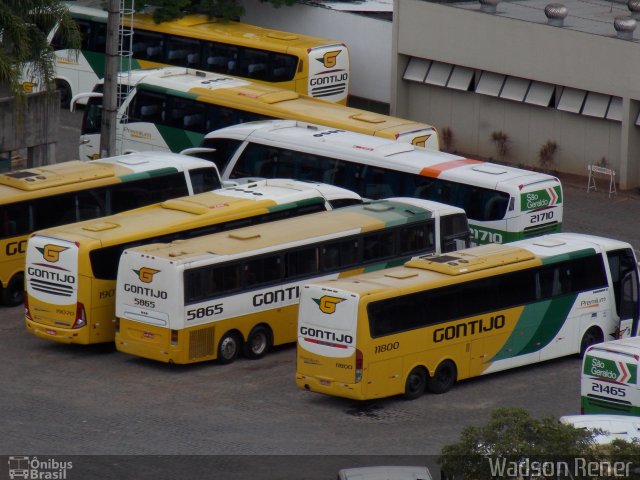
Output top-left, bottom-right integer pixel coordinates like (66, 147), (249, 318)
(191, 120), (564, 245)
(72, 67), (439, 160)
(115, 198), (470, 364)
(581, 337), (640, 416)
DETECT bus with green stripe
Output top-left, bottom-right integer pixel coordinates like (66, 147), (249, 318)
(114, 198), (470, 365)
(30, 4), (349, 107)
(581, 337), (640, 416)
(0, 151), (219, 307)
(24, 179), (362, 345)
(196, 120), (563, 245)
(74, 67), (438, 160)
(296, 233), (640, 401)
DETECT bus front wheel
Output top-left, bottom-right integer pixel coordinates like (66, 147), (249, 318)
(243, 325), (272, 360)
(403, 366), (427, 400)
(427, 360), (457, 394)
(579, 327), (603, 358)
(217, 331), (241, 364)
(2, 273), (24, 307)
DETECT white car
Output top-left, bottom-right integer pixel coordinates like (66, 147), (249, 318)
(560, 414), (640, 444)
(337, 466), (432, 480)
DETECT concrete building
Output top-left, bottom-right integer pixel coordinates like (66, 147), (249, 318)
(392, 0), (640, 189)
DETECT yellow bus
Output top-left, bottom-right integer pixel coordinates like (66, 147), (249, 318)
(74, 67), (439, 160)
(0, 151), (220, 306)
(24, 179), (362, 344)
(296, 233), (640, 401)
(30, 4), (349, 107)
(114, 199), (470, 364)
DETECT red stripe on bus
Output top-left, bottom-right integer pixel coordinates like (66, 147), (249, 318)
(419, 159), (483, 178)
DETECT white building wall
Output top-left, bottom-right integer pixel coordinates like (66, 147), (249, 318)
(393, 0), (640, 188)
(239, 0), (392, 104)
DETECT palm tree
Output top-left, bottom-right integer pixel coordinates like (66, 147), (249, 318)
(0, 0), (80, 100)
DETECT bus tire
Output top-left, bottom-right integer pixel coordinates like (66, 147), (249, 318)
(2, 273), (24, 307)
(403, 366), (427, 400)
(579, 327), (603, 358)
(243, 325), (272, 360)
(427, 360), (457, 394)
(217, 331), (241, 364)
(56, 80), (72, 109)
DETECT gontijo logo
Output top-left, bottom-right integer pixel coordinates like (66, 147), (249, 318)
(36, 244), (68, 263)
(412, 135), (431, 148)
(318, 50), (341, 68)
(134, 267), (160, 283)
(313, 295), (345, 314)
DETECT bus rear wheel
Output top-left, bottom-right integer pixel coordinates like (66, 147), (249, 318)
(427, 360), (457, 394)
(2, 273), (24, 307)
(217, 331), (241, 364)
(243, 325), (272, 360)
(579, 327), (603, 358)
(403, 366), (427, 400)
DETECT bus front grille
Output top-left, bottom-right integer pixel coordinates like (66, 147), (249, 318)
(29, 279), (74, 297)
(189, 326), (215, 360)
(523, 221), (560, 237)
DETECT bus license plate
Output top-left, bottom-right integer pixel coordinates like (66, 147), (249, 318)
(46, 329), (57, 336)
(320, 379), (331, 386)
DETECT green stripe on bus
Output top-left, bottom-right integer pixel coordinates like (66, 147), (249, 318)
(139, 84), (200, 101)
(119, 167), (176, 183)
(490, 295), (576, 361)
(267, 197), (326, 212)
(156, 125), (204, 153)
(582, 397), (640, 416)
(84, 51), (106, 79)
(541, 248), (596, 265)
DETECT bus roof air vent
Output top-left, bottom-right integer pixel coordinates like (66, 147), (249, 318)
(471, 165), (509, 175)
(532, 238), (566, 248)
(384, 271), (419, 280)
(364, 202), (394, 212)
(115, 156), (149, 166)
(350, 113), (386, 124)
(266, 32), (298, 41)
(255, 90), (300, 104)
(229, 232), (261, 240)
(82, 222), (120, 232)
(405, 245), (535, 275)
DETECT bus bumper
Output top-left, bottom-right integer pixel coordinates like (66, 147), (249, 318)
(25, 318), (90, 345)
(115, 333), (176, 363)
(295, 373), (366, 401)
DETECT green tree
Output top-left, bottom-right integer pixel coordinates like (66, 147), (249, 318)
(438, 407), (600, 479)
(0, 0), (80, 99)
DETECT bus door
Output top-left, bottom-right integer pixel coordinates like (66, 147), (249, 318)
(607, 249), (640, 338)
